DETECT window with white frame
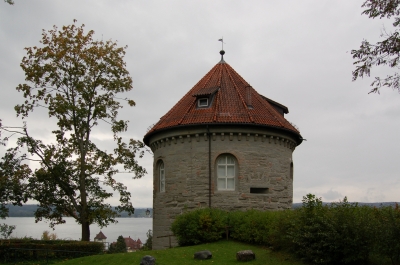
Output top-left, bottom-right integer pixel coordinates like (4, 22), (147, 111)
(198, 98), (209, 107)
(217, 154), (236, 190)
(159, 161), (165, 192)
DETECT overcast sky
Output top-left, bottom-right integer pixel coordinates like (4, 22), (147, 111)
(1, 1), (399, 207)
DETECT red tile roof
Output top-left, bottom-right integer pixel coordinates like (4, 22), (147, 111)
(144, 53), (301, 143)
(94, 231), (107, 240)
(124, 236), (142, 250)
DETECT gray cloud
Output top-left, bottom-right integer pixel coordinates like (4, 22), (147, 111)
(1, 0), (399, 207)
(322, 189), (344, 201)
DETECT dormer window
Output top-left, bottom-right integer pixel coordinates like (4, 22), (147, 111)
(198, 98), (209, 107)
(193, 86), (219, 109)
(259, 94), (289, 117)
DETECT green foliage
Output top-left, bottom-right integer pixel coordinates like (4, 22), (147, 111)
(1, 20), (147, 241)
(287, 194), (333, 264)
(374, 203), (400, 265)
(169, 194), (400, 264)
(142, 229), (153, 250)
(228, 209), (294, 250)
(0, 119), (30, 219)
(229, 209), (270, 245)
(108, 235), (126, 253)
(352, 0), (400, 93)
(0, 223), (15, 239)
(0, 239), (104, 263)
(41, 230), (58, 240)
(171, 208), (227, 246)
(287, 194), (376, 265)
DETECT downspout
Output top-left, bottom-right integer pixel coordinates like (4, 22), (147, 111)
(207, 125), (211, 208)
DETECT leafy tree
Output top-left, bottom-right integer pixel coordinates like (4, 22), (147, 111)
(142, 229), (153, 250)
(374, 204), (400, 265)
(0, 144), (30, 218)
(41, 230), (58, 240)
(109, 235), (126, 253)
(5, 20), (146, 241)
(4, 0), (14, 5)
(352, 0), (400, 93)
(0, 120), (29, 238)
(0, 223), (15, 239)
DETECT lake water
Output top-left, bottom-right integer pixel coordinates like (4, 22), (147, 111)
(1, 217), (152, 243)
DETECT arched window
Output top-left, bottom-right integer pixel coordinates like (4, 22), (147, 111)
(217, 154), (236, 190)
(159, 161), (165, 192)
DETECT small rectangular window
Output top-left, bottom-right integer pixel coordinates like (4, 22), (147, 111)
(159, 162), (165, 192)
(250, 187), (268, 194)
(198, 98), (208, 107)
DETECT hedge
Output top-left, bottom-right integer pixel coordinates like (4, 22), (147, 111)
(171, 194), (400, 265)
(0, 239), (104, 263)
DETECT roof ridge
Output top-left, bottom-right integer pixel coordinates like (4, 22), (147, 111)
(253, 91), (286, 128)
(223, 63), (293, 130)
(203, 63), (219, 89)
(254, 91), (299, 131)
(224, 64), (254, 122)
(177, 64), (221, 125)
(213, 66), (223, 121)
(155, 64), (220, 127)
(225, 63), (249, 86)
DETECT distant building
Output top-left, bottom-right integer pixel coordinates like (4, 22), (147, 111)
(124, 236), (143, 252)
(94, 231), (107, 243)
(143, 50), (303, 249)
(94, 231), (108, 250)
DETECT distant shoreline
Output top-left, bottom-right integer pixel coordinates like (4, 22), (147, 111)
(5, 205), (153, 218)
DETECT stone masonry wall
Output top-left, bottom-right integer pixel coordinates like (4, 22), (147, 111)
(147, 125), (298, 250)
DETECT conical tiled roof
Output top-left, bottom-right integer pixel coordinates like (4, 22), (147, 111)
(144, 51), (301, 143)
(94, 231), (107, 240)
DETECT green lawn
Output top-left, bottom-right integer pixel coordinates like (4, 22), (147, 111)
(53, 240), (305, 265)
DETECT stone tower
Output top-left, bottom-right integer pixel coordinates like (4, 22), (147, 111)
(143, 51), (303, 249)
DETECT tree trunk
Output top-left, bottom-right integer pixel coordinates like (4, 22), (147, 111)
(79, 162), (89, 241)
(80, 180), (90, 241)
(81, 220), (90, 241)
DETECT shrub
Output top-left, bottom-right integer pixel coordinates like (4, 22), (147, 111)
(142, 229), (152, 250)
(170, 194), (398, 265)
(108, 235), (127, 253)
(287, 194), (375, 265)
(229, 210), (271, 245)
(41, 230), (58, 240)
(0, 223), (15, 239)
(374, 204), (400, 265)
(287, 194), (333, 264)
(0, 239), (104, 263)
(328, 199), (375, 264)
(171, 208), (227, 246)
(267, 209), (295, 250)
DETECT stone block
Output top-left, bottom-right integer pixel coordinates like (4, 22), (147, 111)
(236, 250), (255, 262)
(140, 255), (156, 265)
(194, 250), (212, 260)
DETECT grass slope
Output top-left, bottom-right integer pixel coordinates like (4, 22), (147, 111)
(56, 240), (304, 265)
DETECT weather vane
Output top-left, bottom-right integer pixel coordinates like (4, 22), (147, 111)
(218, 37), (225, 50)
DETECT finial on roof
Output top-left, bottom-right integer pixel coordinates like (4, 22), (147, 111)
(218, 38), (226, 63)
(219, 50), (226, 63)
